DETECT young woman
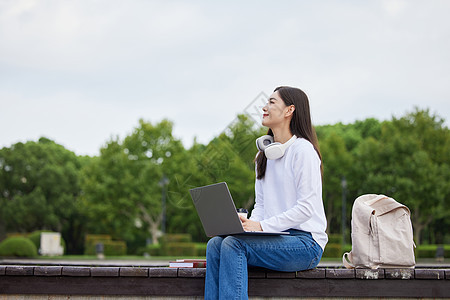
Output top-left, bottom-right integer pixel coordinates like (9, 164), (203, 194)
(205, 86), (328, 300)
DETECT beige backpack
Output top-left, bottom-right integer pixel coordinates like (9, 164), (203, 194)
(342, 194), (416, 269)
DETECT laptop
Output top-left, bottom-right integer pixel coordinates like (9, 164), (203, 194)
(189, 182), (289, 237)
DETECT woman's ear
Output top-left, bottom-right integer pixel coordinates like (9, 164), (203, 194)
(285, 105), (295, 117)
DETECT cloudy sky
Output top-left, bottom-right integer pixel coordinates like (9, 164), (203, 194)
(1, 0), (449, 156)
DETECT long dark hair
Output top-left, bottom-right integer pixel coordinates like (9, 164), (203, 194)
(255, 86), (323, 179)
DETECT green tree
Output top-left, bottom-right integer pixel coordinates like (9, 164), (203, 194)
(195, 115), (264, 212)
(318, 131), (353, 235)
(316, 118), (381, 238)
(3, 108), (446, 251)
(81, 119), (205, 245)
(0, 138), (87, 253)
(355, 109), (449, 244)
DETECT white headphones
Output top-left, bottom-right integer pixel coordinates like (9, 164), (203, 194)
(256, 135), (297, 160)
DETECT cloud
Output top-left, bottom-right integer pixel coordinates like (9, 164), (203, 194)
(0, 0), (449, 156)
(382, 0), (407, 17)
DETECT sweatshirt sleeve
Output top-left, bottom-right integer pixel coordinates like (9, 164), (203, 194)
(250, 176), (264, 221)
(259, 143), (322, 232)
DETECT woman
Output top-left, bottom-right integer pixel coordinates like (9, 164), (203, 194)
(205, 86), (328, 300)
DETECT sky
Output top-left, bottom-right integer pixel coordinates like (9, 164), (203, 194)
(1, 0), (449, 156)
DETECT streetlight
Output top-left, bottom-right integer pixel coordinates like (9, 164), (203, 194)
(159, 174), (170, 235)
(341, 176), (347, 247)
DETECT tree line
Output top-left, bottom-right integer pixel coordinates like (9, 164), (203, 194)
(0, 108), (448, 254)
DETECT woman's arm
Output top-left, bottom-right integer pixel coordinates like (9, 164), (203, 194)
(249, 176), (264, 221)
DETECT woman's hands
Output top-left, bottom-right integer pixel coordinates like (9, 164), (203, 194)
(239, 215), (262, 232)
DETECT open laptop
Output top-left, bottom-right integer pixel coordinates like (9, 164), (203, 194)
(189, 182), (289, 237)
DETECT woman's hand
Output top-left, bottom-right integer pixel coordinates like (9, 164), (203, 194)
(239, 215), (262, 232)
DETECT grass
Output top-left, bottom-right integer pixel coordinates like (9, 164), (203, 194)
(17, 255), (206, 261)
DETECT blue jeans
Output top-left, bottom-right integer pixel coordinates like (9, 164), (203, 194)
(204, 230), (323, 300)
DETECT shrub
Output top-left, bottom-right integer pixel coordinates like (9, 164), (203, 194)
(158, 234), (196, 256)
(416, 245), (436, 258)
(84, 240), (127, 256)
(159, 234), (192, 244)
(0, 237), (38, 257)
(327, 234), (343, 244)
(164, 242), (197, 256)
(322, 243), (342, 258)
(195, 243), (207, 256)
(416, 244), (450, 258)
(6, 233), (28, 238)
(28, 231), (42, 249)
(342, 244), (352, 253)
(104, 241), (127, 256)
(137, 244), (161, 256)
(84, 234), (127, 256)
(85, 234), (111, 248)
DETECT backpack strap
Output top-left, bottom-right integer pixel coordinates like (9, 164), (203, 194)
(342, 251), (355, 269)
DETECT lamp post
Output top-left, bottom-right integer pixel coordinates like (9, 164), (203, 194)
(159, 174), (170, 235)
(341, 176), (347, 247)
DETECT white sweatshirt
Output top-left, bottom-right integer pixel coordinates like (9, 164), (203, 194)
(250, 137), (328, 250)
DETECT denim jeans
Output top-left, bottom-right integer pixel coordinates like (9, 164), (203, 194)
(204, 230), (323, 300)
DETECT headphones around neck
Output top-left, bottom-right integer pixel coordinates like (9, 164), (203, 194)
(256, 135), (297, 160)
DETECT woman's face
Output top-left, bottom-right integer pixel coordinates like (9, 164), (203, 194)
(262, 91), (291, 128)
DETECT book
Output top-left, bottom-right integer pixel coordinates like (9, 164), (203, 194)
(169, 259), (206, 268)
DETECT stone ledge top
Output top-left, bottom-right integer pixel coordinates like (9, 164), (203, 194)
(0, 265), (448, 280)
